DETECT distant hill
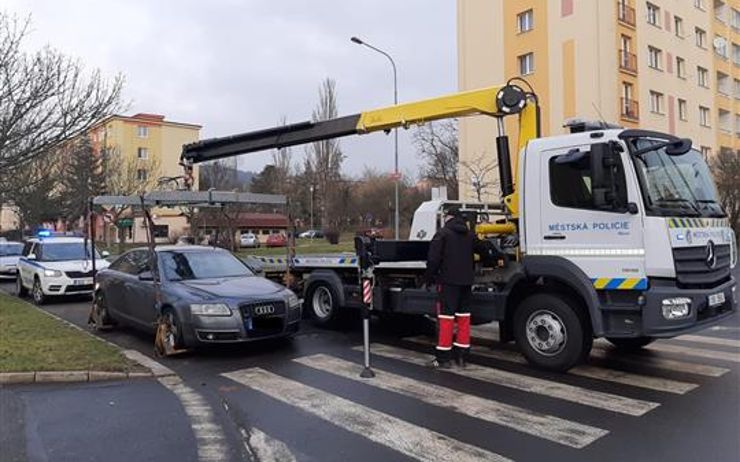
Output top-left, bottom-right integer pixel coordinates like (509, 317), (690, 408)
(198, 163), (257, 191)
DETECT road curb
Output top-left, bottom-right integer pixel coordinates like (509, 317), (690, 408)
(0, 370), (154, 385)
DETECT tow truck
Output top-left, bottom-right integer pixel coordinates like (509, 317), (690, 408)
(180, 80), (737, 371)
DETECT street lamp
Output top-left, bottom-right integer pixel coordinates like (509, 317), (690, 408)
(351, 36), (400, 240)
(309, 185), (315, 231)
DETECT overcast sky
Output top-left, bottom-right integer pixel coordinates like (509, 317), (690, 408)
(5, 0), (457, 178)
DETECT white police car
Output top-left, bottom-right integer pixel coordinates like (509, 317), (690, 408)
(16, 233), (110, 304)
(0, 241), (23, 278)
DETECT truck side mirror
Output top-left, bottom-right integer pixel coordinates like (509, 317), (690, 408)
(590, 142), (619, 208)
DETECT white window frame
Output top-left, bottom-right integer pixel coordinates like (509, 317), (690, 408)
(137, 147), (149, 160)
(518, 52), (535, 75)
(674, 15), (684, 37)
(734, 78), (740, 99)
(136, 169), (148, 181)
(137, 126), (149, 138)
(733, 43), (740, 65)
(647, 46), (662, 70)
(699, 106), (711, 127)
(717, 71), (730, 95)
(695, 27), (707, 48)
(517, 9), (534, 33)
(718, 108), (731, 133)
(678, 98), (688, 121)
(646, 2), (660, 26)
(676, 56), (686, 78)
(694, 0), (705, 11)
(697, 67), (709, 88)
(649, 91), (664, 114)
(733, 8), (740, 30)
(700, 146), (711, 159)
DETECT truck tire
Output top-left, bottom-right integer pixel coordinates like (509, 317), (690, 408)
(16, 275), (28, 298)
(31, 277), (47, 305)
(513, 293), (592, 372)
(606, 337), (654, 351)
(306, 282), (340, 327)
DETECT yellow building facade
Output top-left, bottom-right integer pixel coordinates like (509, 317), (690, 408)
(90, 113), (201, 243)
(457, 0), (739, 200)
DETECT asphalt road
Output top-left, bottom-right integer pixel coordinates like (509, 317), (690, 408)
(1, 273), (739, 462)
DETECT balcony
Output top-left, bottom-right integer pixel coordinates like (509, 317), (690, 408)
(619, 50), (638, 74)
(621, 98), (639, 121)
(618, 2), (636, 27)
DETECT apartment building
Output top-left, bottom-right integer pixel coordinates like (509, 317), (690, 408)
(89, 113), (201, 243)
(457, 0), (739, 200)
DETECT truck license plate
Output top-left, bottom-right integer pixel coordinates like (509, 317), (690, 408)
(708, 292), (725, 307)
(74, 278), (92, 286)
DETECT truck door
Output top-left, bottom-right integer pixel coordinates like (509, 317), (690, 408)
(534, 143), (646, 288)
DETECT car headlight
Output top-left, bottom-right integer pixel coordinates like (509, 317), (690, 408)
(661, 297), (691, 320)
(43, 269), (62, 277)
(190, 303), (232, 317)
(286, 292), (300, 308)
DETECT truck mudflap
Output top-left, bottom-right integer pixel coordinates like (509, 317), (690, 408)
(375, 287), (507, 323)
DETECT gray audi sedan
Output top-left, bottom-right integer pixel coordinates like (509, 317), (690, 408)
(94, 245), (301, 348)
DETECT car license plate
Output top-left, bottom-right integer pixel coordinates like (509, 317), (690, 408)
(74, 278), (93, 286)
(708, 292), (725, 307)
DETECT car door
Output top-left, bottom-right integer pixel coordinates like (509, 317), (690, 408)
(19, 242), (38, 288)
(124, 250), (159, 329)
(103, 252), (137, 318)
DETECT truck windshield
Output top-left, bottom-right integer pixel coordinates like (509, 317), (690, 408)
(630, 139), (725, 218)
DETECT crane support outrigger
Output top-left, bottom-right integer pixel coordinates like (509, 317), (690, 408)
(180, 79), (736, 372)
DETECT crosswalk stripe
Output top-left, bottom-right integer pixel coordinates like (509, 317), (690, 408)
(675, 334), (740, 349)
(358, 344), (659, 416)
(223, 368), (513, 462)
(589, 346), (730, 377)
(405, 336), (698, 395)
(645, 343), (740, 363)
(295, 353), (608, 449)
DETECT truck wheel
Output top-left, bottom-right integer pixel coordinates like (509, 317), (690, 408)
(32, 278), (47, 305)
(513, 293), (592, 372)
(606, 337), (654, 351)
(16, 276), (28, 298)
(306, 282), (340, 327)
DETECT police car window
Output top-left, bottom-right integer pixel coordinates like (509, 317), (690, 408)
(549, 150), (627, 212)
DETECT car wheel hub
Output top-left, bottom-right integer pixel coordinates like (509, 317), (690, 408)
(525, 310), (567, 356)
(312, 287), (333, 319)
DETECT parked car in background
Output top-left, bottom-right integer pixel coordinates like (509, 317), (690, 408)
(176, 235), (196, 245)
(298, 229), (324, 239)
(240, 232), (261, 248)
(93, 245), (301, 349)
(265, 233), (287, 247)
(16, 236), (110, 304)
(0, 241), (23, 278)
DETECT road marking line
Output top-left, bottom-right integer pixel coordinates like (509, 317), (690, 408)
(357, 344), (659, 416)
(240, 427), (296, 462)
(294, 354), (608, 449)
(405, 337), (698, 395)
(158, 375), (228, 462)
(223, 368), (512, 462)
(122, 349), (176, 377)
(645, 343), (740, 364)
(675, 334), (740, 349)
(589, 346), (730, 377)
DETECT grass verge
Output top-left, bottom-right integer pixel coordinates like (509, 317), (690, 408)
(0, 293), (141, 373)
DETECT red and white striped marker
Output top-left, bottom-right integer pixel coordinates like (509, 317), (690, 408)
(362, 279), (373, 305)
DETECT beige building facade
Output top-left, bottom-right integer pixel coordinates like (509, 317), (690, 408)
(457, 0), (740, 200)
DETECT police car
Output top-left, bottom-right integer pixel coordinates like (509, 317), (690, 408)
(0, 241), (23, 278)
(16, 232), (110, 304)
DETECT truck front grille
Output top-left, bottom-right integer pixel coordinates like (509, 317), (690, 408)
(672, 245), (732, 289)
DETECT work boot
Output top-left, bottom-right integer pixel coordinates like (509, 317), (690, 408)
(455, 347), (470, 368)
(426, 358), (452, 369)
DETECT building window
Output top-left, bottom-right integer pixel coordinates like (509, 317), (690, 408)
(697, 67), (709, 88)
(618, 0), (636, 26)
(714, 35), (728, 59)
(137, 126), (149, 138)
(518, 52), (535, 75)
(718, 109), (731, 132)
(647, 46), (662, 70)
(733, 43), (740, 65)
(674, 15), (684, 37)
(714, 0), (727, 22)
(649, 91), (664, 114)
(517, 9), (534, 33)
(735, 78), (740, 98)
(735, 114), (740, 136)
(700, 146), (711, 159)
(137, 147), (148, 160)
(694, 0), (705, 10)
(717, 71), (730, 95)
(646, 2), (660, 26)
(678, 98), (688, 120)
(619, 35), (637, 73)
(733, 8), (740, 29)
(153, 225), (169, 239)
(699, 106), (710, 127)
(695, 27), (707, 48)
(676, 56), (686, 78)
(136, 169), (148, 181)
(621, 82), (638, 120)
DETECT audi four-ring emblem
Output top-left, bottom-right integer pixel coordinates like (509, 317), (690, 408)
(253, 305), (275, 315)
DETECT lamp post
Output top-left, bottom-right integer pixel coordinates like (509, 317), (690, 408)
(309, 185), (315, 231)
(351, 36), (400, 240)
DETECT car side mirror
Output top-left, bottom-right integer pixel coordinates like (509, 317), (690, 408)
(101, 251), (110, 258)
(626, 202), (639, 214)
(26, 253), (36, 260)
(138, 271), (154, 281)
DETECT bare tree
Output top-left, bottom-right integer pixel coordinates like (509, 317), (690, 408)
(305, 78), (345, 227)
(460, 153), (498, 201)
(413, 120), (459, 199)
(199, 160), (241, 191)
(3, 153), (64, 232)
(711, 149), (740, 235)
(270, 116), (293, 194)
(0, 13), (123, 179)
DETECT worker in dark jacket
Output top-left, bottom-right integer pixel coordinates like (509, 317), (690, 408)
(424, 206), (475, 368)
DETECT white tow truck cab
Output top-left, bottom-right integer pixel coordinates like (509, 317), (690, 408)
(16, 233), (110, 304)
(178, 81), (737, 371)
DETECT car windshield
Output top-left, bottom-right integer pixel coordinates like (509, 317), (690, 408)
(631, 139), (725, 218)
(0, 243), (23, 256)
(160, 250), (253, 281)
(38, 243), (101, 261)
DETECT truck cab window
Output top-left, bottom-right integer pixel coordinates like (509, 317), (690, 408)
(549, 150), (628, 212)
